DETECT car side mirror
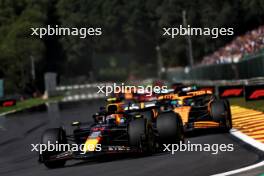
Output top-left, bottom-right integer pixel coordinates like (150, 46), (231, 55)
(71, 121), (81, 127)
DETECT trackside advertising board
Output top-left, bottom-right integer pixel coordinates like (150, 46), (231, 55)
(218, 85), (244, 98)
(245, 85), (264, 101)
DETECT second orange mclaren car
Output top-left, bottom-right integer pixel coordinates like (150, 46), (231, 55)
(158, 86), (232, 132)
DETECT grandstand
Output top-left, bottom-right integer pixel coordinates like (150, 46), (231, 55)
(201, 26), (264, 65)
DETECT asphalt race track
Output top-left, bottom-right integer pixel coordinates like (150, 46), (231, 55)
(0, 100), (262, 176)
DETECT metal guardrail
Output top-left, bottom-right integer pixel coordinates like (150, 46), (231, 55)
(52, 78), (264, 102)
(178, 77), (264, 86)
(56, 82), (112, 91)
(246, 77), (264, 85)
(52, 82), (113, 102)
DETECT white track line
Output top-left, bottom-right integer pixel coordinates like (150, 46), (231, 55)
(230, 129), (264, 152)
(212, 129), (264, 176)
(212, 161), (264, 176)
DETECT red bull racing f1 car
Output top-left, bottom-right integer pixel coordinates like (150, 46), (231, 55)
(39, 99), (184, 168)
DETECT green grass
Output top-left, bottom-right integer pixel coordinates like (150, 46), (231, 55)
(0, 96), (62, 115)
(229, 97), (264, 112)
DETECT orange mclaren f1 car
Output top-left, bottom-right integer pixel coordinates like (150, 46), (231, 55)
(158, 86), (232, 132)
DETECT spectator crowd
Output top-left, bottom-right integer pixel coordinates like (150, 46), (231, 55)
(201, 26), (264, 65)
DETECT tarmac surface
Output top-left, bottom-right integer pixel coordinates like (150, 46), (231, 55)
(0, 100), (262, 176)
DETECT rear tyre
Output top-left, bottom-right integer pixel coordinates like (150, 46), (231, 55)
(128, 118), (155, 153)
(157, 112), (184, 144)
(211, 100), (232, 132)
(40, 128), (67, 168)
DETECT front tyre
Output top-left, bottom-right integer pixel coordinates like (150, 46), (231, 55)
(40, 128), (67, 168)
(128, 118), (155, 153)
(157, 112), (184, 144)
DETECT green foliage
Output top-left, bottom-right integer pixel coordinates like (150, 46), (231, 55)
(0, 0), (47, 93)
(0, 96), (62, 114)
(230, 97), (264, 112)
(0, 0), (264, 93)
